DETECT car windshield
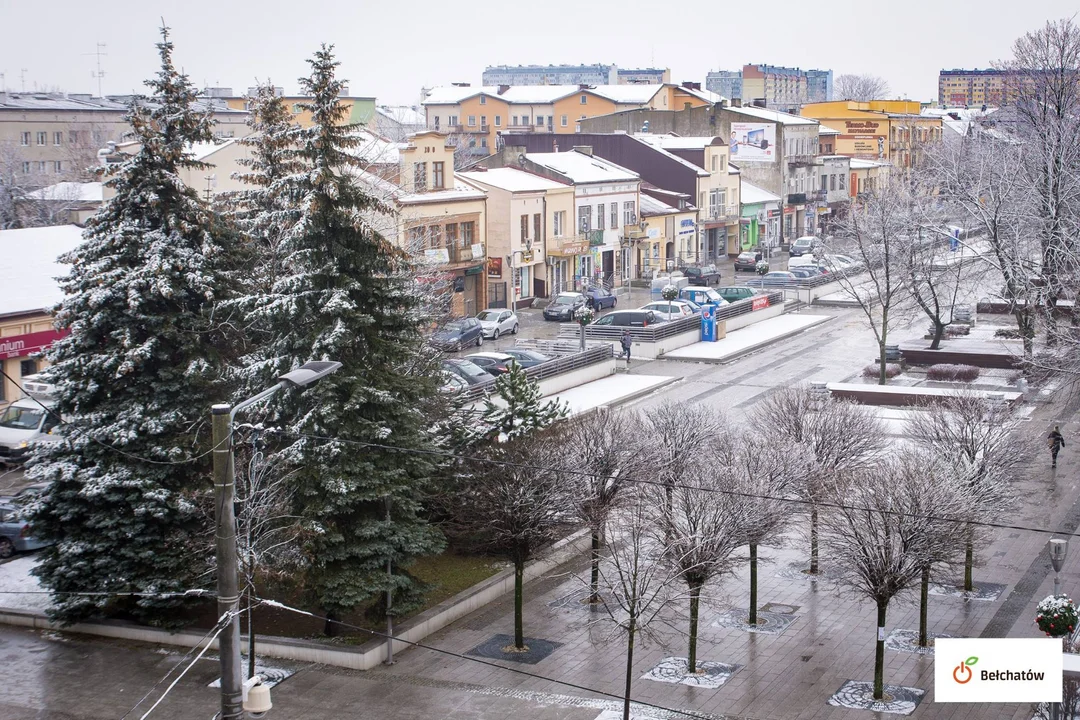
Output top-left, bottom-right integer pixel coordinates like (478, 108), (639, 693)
(476, 311), (500, 321)
(508, 350), (545, 361)
(739, 253), (754, 259)
(699, 289), (723, 303)
(554, 295), (579, 305)
(451, 362), (488, 378)
(442, 321), (466, 333)
(0, 407), (44, 430)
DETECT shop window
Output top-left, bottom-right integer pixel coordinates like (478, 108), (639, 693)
(20, 359), (38, 377)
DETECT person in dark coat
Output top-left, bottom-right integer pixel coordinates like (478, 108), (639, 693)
(620, 329), (632, 364)
(1049, 426), (1066, 468)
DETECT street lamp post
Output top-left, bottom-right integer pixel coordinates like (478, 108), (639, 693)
(1050, 539), (1068, 597)
(212, 360), (342, 720)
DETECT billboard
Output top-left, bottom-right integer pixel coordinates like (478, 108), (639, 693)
(729, 122), (776, 163)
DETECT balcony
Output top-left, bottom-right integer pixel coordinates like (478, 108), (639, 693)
(786, 154), (821, 167)
(424, 242), (486, 266)
(549, 233), (590, 256)
(703, 205), (740, 224)
(807, 190), (828, 202)
(622, 224), (649, 240)
(587, 229), (605, 246)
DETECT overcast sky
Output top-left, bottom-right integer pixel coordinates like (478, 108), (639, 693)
(2, 1), (1077, 107)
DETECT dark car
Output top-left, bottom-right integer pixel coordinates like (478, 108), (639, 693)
(717, 286), (757, 303)
(464, 352), (516, 376)
(584, 287), (618, 310)
(431, 317), (484, 350)
(682, 264), (722, 285)
(746, 271), (798, 287)
(442, 358), (494, 386)
(592, 309), (660, 327)
(788, 266), (823, 279)
(0, 502), (48, 559)
(733, 252), (762, 272)
(543, 292), (588, 321)
(501, 348), (552, 368)
(789, 236), (823, 257)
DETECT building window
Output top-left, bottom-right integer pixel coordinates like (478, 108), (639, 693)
(53, 131), (62, 146)
(623, 201), (636, 226)
(536, 115), (544, 126)
(433, 116), (440, 130)
(480, 115), (487, 128)
(54, 161), (62, 173)
(37, 131), (47, 145)
(68, 130), (78, 144)
(446, 223), (458, 246)
(533, 213), (541, 242)
(21, 161), (30, 174)
(830, 174), (837, 191)
(20, 132), (30, 146)
(480, 137), (488, 148)
(462, 221), (475, 244)
(494, 116), (501, 127)
(20, 359), (38, 378)
(610, 204), (618, 229)
(92, 130), (103, 143)
(480, 95), (487, 105)
(821, 174), (828, 192)
(839, 174), (846, 190)
(520, 214), (530, 240)
(711, 154), (718, 172)
(467, 115), (476, 126)
(413, 162), (427, 189)
(432, 161), (444, 189)
(596, 204), (605, 231)
(448, 115), (458, 126)
(38, 161), (46, 172)
(428, 225), (442, 250)
(292, 103), (302, 114)
(561, 114), (568, 127)
(578, 205), (591, 233)
(580, 94), (587, 104)
(553, 210), (565, 237)
(512, 115), (519, 126)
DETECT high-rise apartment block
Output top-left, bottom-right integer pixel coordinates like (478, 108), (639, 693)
(705, 65), (832, 108)
(481, 64), (670, 86)
(938, 69), (1009, 107)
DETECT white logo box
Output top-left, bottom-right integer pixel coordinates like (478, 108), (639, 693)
(935, 638), (1063, 703)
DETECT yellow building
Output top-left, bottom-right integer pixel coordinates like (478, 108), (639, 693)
(221, 93), (375, 129)
(800, 101), (942, 168)
(421, 83), (717, 166)
(848, 158), (890, 198)
(637, 194), (697, 278)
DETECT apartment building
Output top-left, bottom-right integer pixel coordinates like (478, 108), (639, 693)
(420, 83), (717, 164)
(938, 69), (1009, 108)
(715, 65), (835, 109)
(481, 65), (672, 87)
(458, 168), (575, 303)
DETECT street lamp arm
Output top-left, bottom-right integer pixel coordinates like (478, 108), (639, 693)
(228, 383), (286, 425)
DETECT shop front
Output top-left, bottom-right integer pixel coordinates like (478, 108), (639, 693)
(547, 237), (590, 296)
(1, 318), (66, 407)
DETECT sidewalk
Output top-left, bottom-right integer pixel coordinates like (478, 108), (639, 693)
(661, 314), (832, 364)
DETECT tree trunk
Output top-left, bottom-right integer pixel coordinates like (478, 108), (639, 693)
(874, 601), (888, 700)
(809, 506), (820, 574)
(688, 581), (702, 674)
(749, 542), (759, 625)
(930, 321), (945, 350)
(248, 590), (256, 679)
(1016, 308), (1035, 360)
(878, 338), (888, 386)
(323, 609), (339, 637)
(590, 530), (601, 604)
(964, 534), (974, 593)
(514, 558), (526, 650)
(918, 564), (930, 647)
(623, 616), (637, 720)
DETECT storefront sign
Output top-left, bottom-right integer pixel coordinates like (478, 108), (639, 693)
(751, 296), (770, 311)
(678, 219), (696, 235)
(487, 256), (502, 278)
(0, 329), (68, 359)
(521, 249), (535, 263)
(470, 243), (484, 260)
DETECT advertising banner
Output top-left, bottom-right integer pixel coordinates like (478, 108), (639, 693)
(729, 122), (776, 163)
(0, 329), (69, 359)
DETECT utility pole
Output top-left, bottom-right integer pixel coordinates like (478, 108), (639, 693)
(20, 69), (28, 93)
(212, 406), (244, 720)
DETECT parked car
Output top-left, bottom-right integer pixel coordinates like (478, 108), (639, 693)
(431, 317), (484, 350)
(475, 308), (519, 339)
(592, 309), (660, 327)
(0, 482), (50, 507)
(464, 351), (517, 376)
(679, 286), (729, 308)
(0, 502), (47, 559)
(584, 286), (618, 310)
(500, 348), (552, 368)
(0, 375), (62, 466)
(442, 358), (494, 386)
(682, 264), (722, 285)
(543, 292), (588, 321)
(639, 300), (698, 320)
(717, 286), (758, 303)
(788, 266), (823, 279)
(439, 371), (468, 394)
(789, 236), (823, 257)
(733, 252), (761, 272)
(747, 271), (798, 287)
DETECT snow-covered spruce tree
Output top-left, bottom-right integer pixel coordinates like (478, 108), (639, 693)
(466, 361), (567, 445)
(27, 28), (237, 626)
(260, 46), (444, 624)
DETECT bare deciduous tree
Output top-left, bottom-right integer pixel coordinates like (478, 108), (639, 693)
(834, 74), (891, 102)
(821, 456), (971, 700)
(754, 385), (887, 574)
(906, 392), (1021, 592)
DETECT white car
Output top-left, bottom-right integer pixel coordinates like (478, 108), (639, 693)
(639, 300), (698, 320)
(474, 308), (519, 339)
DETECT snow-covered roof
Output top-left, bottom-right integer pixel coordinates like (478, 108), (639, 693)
(638, 134), (717, 150)
(849, 158), (890, 169)
(25, 182), (103, 203)
(728, 105), (818, 126)
(187, 138), (239, 162)
(375, 104), (426, 126)
(638, 193), (680, 216)
(0, 92), (128, 111)
(680, 86), (724, 104)
(458, 168), (570, 193)
(818, 126), (840, 135)
(740, 181), (780, 205)
(630, 135), (710, 176)
(0, 225), (83, 316)
(588, 85), (663, 104)
(422, 84), (668, 107)
(349, 128), (406, 164)
(352, 167), (486, 206)
(525, 151), (640, 184)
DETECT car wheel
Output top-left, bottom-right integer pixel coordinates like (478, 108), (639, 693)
(0, 538), (13, 559)
(493, 329), (500, 340)
(476, 334), (484, 347)
(511, 324), (519, 335)
(612, 298), (617, 308)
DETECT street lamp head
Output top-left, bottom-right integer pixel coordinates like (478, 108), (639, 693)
(278, 360), (343, 389)
(1050, 538), (1068, 572)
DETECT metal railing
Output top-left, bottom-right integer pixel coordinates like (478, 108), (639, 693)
(457, 342), (614, 404)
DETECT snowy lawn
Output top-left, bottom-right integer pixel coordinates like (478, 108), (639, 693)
(0, 555), (50, 613)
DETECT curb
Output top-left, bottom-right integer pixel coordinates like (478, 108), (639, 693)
(658, 315), (835, 365)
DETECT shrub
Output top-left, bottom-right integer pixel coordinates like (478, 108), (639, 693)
(944, 324), (970, 336)
(863, 363), (902, 379)
(927, 364), (981, 382)
(995, 328), (1022, 339)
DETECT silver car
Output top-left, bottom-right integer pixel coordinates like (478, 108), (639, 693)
(475, 308), (520, 339)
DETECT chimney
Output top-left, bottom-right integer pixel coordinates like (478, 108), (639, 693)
(752, 98), (767, 108)
(681, 81), (701, 91)
(498, 84), (510, 95)
(731, 98), (742, 107)
(572, 145), (593, 156)
(451, 82), (471, 87)
(578, 84), (591, 91)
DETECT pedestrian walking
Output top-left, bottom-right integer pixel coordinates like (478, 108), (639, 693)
(1049, 425), (1066, 468)
(620, 329), (632, 365)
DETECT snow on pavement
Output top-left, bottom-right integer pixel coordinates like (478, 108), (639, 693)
(549, 374), (676, 416)
(0, 555), (50, 613)
(662, 314), (832, 363)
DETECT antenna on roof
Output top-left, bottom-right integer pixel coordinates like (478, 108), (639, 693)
(83, 43), (107, 97)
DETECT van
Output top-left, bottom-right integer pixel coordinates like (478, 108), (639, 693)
(788, 254), (818, 268)
(0, 375), (62, 466)
(789, 236), (822, 257)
